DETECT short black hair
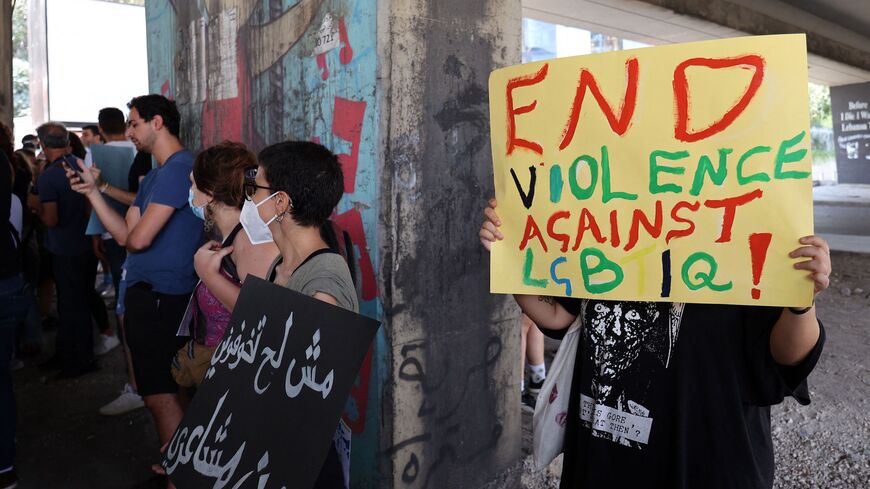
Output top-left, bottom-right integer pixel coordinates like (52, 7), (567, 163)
(127, 94), (180, 137)
(257, 141), (344, 228)
(36, 122), (69, 149)
(98, 107), (127, 135)
(82, 124), (100, 135)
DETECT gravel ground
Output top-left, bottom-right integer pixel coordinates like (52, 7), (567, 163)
(521, 251), (870, 489)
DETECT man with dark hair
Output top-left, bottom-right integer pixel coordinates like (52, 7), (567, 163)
(127, 94), (181, 139)
(81, 125), (102, 148)
(33, 122), (99, 378)
(84, 108), (137, 354)
(84, 106), (144, 415)
(67, 95), (202, 472)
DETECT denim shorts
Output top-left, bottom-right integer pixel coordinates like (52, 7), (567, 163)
(0, 275), (27, 328)
(115, 270), (127, 316)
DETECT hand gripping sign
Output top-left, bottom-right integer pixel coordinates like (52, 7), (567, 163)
(488, 34), (814, 307)
(162, 277), (380, 489)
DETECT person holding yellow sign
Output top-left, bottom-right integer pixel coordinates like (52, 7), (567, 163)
(482, 34), (831, 488)
(479, 197), (829, 489)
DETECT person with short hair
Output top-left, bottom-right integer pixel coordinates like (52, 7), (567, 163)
(33, 122), (99, 379)
(85, 107), (138, 355)
(79, 106), (146, 415)
(81, 125), (102, 148)
(253, 141), (356, 488)
(67, 95), (203, 481)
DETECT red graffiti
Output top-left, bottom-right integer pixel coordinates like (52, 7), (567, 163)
(342, 344), (373, 433)
(333, 207), (378, 301)
(338, 16), (353, 65)
(332, 97), (367, 193)
(560, 57), (639, 150)
(673, 55), (765, 143)
(200, 30), (250, 147)
(160, 80), (172, 99)
(317, 52), (330, 80)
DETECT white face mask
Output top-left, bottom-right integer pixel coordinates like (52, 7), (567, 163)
(240, 192), (279, 245)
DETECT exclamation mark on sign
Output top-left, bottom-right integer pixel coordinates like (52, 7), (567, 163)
(749, 232), (772, 300)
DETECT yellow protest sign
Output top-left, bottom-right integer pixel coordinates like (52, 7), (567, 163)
(488, 34), (814, 307)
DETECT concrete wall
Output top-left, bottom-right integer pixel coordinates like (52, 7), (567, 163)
(145, 0), (385, 486)
(0, 0), (11, 127)
(379, 0), (523, 487)
(144, 0), (524, 487)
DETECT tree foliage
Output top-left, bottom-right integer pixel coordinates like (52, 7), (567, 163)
(12, 0), (29, 117)
(809, 82), (832, 128)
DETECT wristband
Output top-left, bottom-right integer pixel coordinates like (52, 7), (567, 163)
(788, 303), (813, 315)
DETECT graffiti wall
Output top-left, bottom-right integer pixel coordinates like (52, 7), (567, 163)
(144, 0), (383, 486)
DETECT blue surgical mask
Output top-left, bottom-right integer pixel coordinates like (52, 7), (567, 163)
(188, 188), (207, 221)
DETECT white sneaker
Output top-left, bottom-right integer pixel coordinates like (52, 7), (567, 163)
(99, 383), (144, 416)
(100, 285), (116, 299)
(93, 333), (121, 356)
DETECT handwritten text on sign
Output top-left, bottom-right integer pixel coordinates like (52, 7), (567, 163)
(488, 35), (814, 306)
(162, 277), (380, 489)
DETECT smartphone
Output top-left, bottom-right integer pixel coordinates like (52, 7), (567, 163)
(61, 154), (82, 177)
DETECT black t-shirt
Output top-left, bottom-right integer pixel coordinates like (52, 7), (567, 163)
(128, 151), (153, 193)
(551, 298), (824, 489)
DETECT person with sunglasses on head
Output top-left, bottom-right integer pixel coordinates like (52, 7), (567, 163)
(173, 142), (279, 387)
(246, 141), (357, 489)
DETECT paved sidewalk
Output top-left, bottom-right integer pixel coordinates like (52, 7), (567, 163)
(813, 183), (870, 207)
(813, 184), (870, 254)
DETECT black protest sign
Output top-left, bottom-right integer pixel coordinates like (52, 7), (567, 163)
(161, 276), (380, 489)
(831, 81), (870, 184)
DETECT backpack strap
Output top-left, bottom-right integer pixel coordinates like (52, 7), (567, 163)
(219, 223), (244, 284)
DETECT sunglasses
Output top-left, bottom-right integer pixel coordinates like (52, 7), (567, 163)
(243, 181), (276, 201)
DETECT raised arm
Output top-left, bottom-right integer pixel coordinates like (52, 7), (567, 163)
(479, 198), (577, 331)
(67, 160), (130, 245)
(769, 235), (829, 366)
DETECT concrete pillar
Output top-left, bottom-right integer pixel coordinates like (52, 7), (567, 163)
(379, 0), (523, 488)
(144, 0), (523, 486)
(0, 0), (13, 127)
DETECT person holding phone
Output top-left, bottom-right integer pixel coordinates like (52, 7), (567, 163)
(33, 122), (99, 378)
(68, 95), (202, 489)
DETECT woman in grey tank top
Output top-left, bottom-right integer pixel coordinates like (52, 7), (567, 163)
(241, 141), (356, 488)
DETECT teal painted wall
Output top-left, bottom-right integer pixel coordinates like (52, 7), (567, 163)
(145, 1), (384, 486)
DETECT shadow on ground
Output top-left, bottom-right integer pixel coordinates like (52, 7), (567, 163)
(14, 315), (165, 489)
